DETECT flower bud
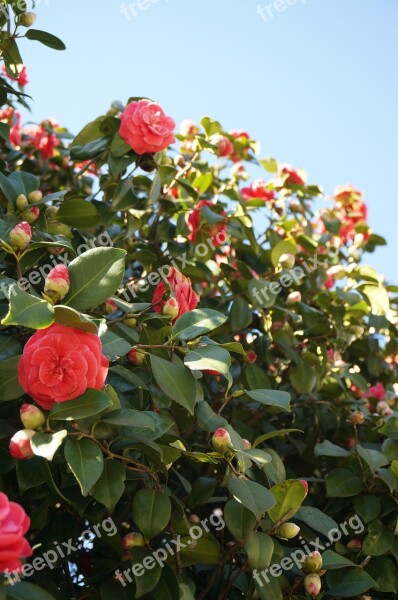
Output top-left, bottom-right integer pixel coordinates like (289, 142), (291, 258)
(376, 401), (393, 417)
(123, 315), (137, 327)
(47, 221), (73, 238)
(20, 404), (45, 430)
(188, 514), (201, 524)
(121, 532), (145, 549)
(9, 429), (35, 460)
(211, 428), (231, 453)
(245, 350), (257, 364)
(276, 522), (300, 540)
(346, 538), (361, 550)
(301, 551), (322, 573)
(9, 221), (32, 251)
(44, 264), (70, 303)
(18, 11), (36, 27)
(28, 190), (43, 204)
(127, 348), (146, 365)
(21, 205), (39, 223)
(45, 206), (59, 219)
(348, 410), (365, 426)
(103, 298), (117, 315)
(242, 439), (252, 449)
(216, 135), (233, 158)
(278, 253), (295, 270)
(16, 194), (29, 211)
(163, 297), (179, 320)
(304, 573), (322, 597)
(286, 291), (301, 305)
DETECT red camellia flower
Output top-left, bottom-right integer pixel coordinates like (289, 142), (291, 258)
(279, 164), (306, 186)
(25, 124), (59, 160)
(229, 129), (251, 162)
(367, 382), (386, 401)
(18, 324), (109, 410)
(241, 180), (275, 202)
(0, 492), (32, 573)
(9, 429), (35, 460)
(187, 200), (227, 248)
(0, 107), (22, 146)
(2, 64), (28, 87)
(333, 184), (368, 244)
(120, 99), (175, 155)
(152, 267), (199, 323)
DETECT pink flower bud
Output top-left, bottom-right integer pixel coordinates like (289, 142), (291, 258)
(163, 297), (179, 320)
(103, 298), (117, 315)
(276, 522), (300, 539)
(212, 428), (231, 453)
(127, 348), (146, 365)
(245, 351), (257, 364)
(44, 264), (70, 303)
(287, 291), (301, 305)
(216, 136), (233, 158)
(304, 573), (322, 597)
(376, 401), (393, 417)
(121, 532), (145, 549)
(21, 205), (39, 223)
(299, 480), (309, 494)
(346, 538), (362, 550)
(278, 253), (295, 269)
(9, 221), (32, 251)
(302, 551), (322, 573)
(9, 429), (35, 459)
(20, 404), (45, 430)
(188, 514), (201, 524)
(242, 439), (252, 449)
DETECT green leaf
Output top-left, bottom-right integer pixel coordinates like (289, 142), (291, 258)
(322, 550), (357, 570)
(93, 460), (126, 512)
(259, 157), (278, 173)
(326, 568), (378, 597)
(0, 335), (21, 361)
(1, 284), (54, 329)
(254, 577), (283, 600)
(227, 477), (276, 517)
(25, 29), (66, 50)
(64, 247), (126, 311)
(245, 532), (274, 570)
(224, 498), (257, 541)
(289, 363), (316, 393)
(31, 430), (67, 461)
(64, 438), (104, 496)
(353, 495), (381, 524)
(366, 556), (398, 593)
(133, 489), (171, 539)
(362, 519), (394, 556)
(271, 238), (297, 267)
(153, 565), (180, 600)
(0, 355), (24, 401)
(359, 283), (389, 316)
(245, 389), (291, 412)
(326, 468), (364, 497)
(57, 198), (100, 228)
(184, 346), (231, 378)
(0, 121), (10, 143)
(130, 547), (162, 598)
(253, 429), (302, 447)
(314, 440), (351, 458)
(53, 305), (98, 333)
(379, 417), (398, 440)
(49, 389), (112, 421)
(172, 309), (227, 341)
(196, 401), (228, 431)
(268, 480), (307, 523)
(150, 355), (198, 414)
(100, 330), (131, 360)
(357, 445), (388, 471)
(230, 297), (252, 332)
(296, 506), (339, 536)
(102, 409), (156, 429)
(248, 278), (278, 309)
(7, 582), (57, 600)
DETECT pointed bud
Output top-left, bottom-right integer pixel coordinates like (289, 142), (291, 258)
(9, 429), (35, 459)
(18, 11), (36, 27)
(286, 291), (301, 305)
(21, 205), (39, 223)
(212, 428), (232, 453)
(301, 551), (322, 573)
(103, 298), (117, 315)
(16, 194), (29, 211)
(121, 532), (145, 549)
(9, 221), (32, 251)
(20, 404), (45, 430)
(127, 348), (146, 365)
(304, 573), (322, 597)
(163, 297), (179, 319)
(276, 522), (300, 540)
(278, 253), (295, 270)
(44, 264), (70, 303)
(242, 439), (252, 449)
(28, 190), (43, 204)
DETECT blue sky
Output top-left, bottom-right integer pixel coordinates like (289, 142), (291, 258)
(19, 0), (398, 281)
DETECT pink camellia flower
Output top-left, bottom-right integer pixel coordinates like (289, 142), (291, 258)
(20, 404), (45, 430)
(9, 429), (35, 460)
(25, 124), (59, 160)
(212, 428), (232, 452)
(187, 200), (227, 248)
(0, 492), (32, 572)
(18, 324), (109, 410)
(179, 119), (198, 138)
(120, 99), (175, 155)
(334, 184), (362, 204)
(229, 129), (251, 162)
(241, 180), (275, 202)
(279, 163), (306, 186)
(367, 382), (386, 400)
(43, 264), (70, 304)
(152, 267), (199, 323)
(9, 221), (32, 251)
(2, 64), (28, 87)
(215, 135), (233, 158)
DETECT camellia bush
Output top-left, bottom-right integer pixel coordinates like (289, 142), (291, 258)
(0, 5), (398, 600)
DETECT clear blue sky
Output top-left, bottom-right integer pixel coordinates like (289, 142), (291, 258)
(19, 0), (398, 282)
